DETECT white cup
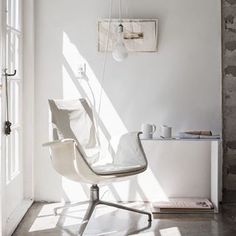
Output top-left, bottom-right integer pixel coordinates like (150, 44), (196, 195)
(141, 124), (156, 139)
(161, 125), (172, 138)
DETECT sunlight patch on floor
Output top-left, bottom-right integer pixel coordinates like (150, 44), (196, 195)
(29, 215), (60, 232)
(96, 231), (119, 235)
(27, 202), (153, 234)
(160, 227), (182, 236)
(28, 203), (80, 231)
(130, 232), (155, 236)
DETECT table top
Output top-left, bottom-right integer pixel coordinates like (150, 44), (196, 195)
(141, 137), (222, 141)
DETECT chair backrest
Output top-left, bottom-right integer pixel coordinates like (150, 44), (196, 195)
(49, 99), (147, 171)
(48, 99), (99, 164)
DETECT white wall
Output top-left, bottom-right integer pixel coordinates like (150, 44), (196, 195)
(34, 0), (222, 201)
(23, 0), (35, 201)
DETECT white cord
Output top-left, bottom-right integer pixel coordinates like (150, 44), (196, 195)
(95, 0), (113, 145)
(125, 0), (129, 19)
(119, 0), (121, 22)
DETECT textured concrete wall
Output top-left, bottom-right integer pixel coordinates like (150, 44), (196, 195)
(223, 0), (236, 202)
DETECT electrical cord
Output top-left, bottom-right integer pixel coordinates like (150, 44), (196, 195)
(96, 0), (113, 143)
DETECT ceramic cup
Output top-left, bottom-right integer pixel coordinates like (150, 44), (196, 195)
(141, 124), (156, 139)
(161, 125), (172, 138)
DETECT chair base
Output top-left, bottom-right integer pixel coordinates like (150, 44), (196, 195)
(54, 184), (152, 235)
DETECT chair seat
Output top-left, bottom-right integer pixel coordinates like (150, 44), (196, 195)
(91, 163), (144, 175)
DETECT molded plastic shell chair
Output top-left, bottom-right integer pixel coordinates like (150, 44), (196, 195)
(43, 99), (152, 235)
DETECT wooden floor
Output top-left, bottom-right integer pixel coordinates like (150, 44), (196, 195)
(13, 202), (236, 236)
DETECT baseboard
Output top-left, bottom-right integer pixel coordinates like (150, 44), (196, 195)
(6, 199), (34, 236)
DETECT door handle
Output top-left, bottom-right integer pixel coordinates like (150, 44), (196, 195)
(4, 68), (17, 77)
(3, 68), (17, 135)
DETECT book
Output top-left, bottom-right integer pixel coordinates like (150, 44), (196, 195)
(152, 198), (214, 214)
(153, 208), (215, 214)
(177, 132), (220, 139)
(185, 131), (212, 136)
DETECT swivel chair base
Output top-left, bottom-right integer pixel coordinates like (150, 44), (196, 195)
(54, 184), (152, 235)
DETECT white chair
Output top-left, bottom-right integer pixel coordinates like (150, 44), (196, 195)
(43, 99), (152, 235)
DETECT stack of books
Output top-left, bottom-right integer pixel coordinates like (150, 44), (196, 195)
(177, 131), (220, 139)
(152, 198), (214, 214)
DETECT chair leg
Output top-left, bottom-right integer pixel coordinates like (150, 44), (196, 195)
(78, 202), (98, 236)
(55, 185), (152, 235)
(98, 200), (152, 222)
(53, 201), (90, 216)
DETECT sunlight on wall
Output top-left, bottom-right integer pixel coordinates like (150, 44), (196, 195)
(60, 31), (167, 202)
(62, 65), (81, 98)
(61, 178), (89, 201)
(61, 32), (130, 201)
(138, 168), (169, 201)
(62, 32), (127, 138)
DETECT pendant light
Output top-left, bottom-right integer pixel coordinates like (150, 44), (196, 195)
(112, 0), (128, 62)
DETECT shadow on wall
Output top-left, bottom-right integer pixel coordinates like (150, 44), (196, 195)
(52, 31), (168, 202)
(36, 0), (221, 204)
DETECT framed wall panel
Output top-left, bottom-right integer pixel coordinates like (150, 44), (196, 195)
(98, 19), (158, 52)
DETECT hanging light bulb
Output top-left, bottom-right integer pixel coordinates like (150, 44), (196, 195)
(112, 24), (128, 62)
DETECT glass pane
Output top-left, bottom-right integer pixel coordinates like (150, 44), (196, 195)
(6, 136), (11, 183)
(5, 30), (9, 68)
(14, 34), (20, 74)
(10, 132), (14, 175)
(8, 81), (20, 124)
(6, 0), (21, 31)
(6, 0), (10, 27)
(6, 30), (15, 72)
(13, 81), (20, 124)
(5, 31), (21, 77)
(4, 0), (22, 184)
(6, 129), (20, 182)
(12, 129), (20, 175)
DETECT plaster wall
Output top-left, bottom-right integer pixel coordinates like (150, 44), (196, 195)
(34, 0), (222, 201)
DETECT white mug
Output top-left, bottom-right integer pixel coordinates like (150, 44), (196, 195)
(141, 124), (156, 139)
(161, 125), (172, 138)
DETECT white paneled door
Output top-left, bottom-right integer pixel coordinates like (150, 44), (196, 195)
(1, 0), (32, 235)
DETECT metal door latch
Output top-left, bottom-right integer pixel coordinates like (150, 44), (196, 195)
(4, 120), (12, 135)
(3, 68), (16, 135)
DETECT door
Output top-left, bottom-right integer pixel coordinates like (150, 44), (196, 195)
(0, 0), (25, 235)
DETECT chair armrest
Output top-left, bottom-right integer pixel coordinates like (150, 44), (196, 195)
(42, 139), (75, 147)
(114, 131), (148, 167)
(43, 138), (99, 176)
